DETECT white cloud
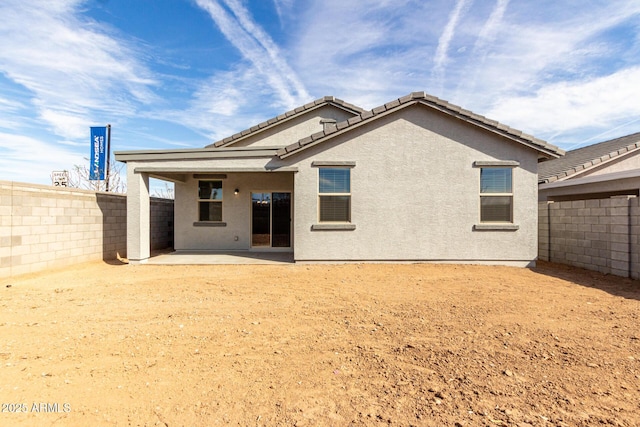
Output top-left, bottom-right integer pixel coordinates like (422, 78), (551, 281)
(0, 132), (85, 184)
(487, 66), (640, 145)
(223, 0), (309, 102)
(0, 96), (24, 111)
(291, 0), (442, 105)
(441, 2), (640, 147)
(272, 0), (293, 25)
(0, 0), (157, 141)
(1, 0), (639, 166)
(188, 0), (640, 148)
(194, 0), (309, 110)
(473, 0), (509, 53)
(280, 0), (639, 149)
(157, 65), (290, 143)
(38, 108), (92, 140)
(0, 95), (27, 131)
(295, 1), (403, 65)
(450, 0), (510, 101)
(433, 0), (473, 89)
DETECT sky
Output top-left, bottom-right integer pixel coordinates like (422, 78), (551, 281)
(1, 0), (640, 188)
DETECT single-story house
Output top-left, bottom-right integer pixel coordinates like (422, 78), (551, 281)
(539, 132), (640, 201)
(115, 92), (563, 266)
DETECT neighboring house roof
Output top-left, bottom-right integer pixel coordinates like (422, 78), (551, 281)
(207, 96), (365, 148)
(538, 132), (640, 184)
(275, 92), (564, 159)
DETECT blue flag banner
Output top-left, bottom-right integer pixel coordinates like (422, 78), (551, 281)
(90, 126), (107, 180)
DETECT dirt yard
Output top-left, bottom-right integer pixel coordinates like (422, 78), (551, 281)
(0, 260), (639, 426)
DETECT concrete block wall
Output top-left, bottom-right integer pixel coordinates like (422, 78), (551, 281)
(631, 197), (640, 280)
(538, 196), (639, 279)
(0, 181), (174, 279)
(538, 202), (551, 262)
(150, 198), (174, 250)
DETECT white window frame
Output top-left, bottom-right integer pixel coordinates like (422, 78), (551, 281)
(309, 161), (356, 230)
(478, 165), (515, 224)
(318, 167), (351, 223)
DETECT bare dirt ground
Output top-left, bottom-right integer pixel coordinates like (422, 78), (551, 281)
(0, 260), (639, 426)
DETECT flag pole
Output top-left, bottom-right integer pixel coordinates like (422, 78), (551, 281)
(105, 124), (111, 192)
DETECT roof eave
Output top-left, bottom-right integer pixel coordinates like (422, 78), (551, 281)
(278, 97), (563, 159)
(207, 98), (364, 149)
(114, 147), (279, 162)
(538, 141), (640, 183)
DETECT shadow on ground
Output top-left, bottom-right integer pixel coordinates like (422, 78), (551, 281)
(533, 260), (640, 301)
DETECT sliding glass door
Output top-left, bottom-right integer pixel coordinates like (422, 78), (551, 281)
(251, 192), (291, 248)
(251, 193), (271, 247)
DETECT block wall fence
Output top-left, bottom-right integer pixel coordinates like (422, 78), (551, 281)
(0, 181), (174, 279)
(538, 196), (639, 279)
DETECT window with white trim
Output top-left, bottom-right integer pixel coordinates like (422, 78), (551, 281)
(480, 167), (513, 222)
(198, 180), (223, 221)
(319, 168), (351, 222)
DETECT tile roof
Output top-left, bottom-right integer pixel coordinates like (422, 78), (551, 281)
(207, 96), (365, 148)
(538, 132), (640, 183)
(276, 92), (564, 159)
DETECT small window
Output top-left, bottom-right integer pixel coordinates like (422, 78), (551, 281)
(198, 180), (223, 221)
(480, 168), (512, 222)
(319, 168), (350, 222)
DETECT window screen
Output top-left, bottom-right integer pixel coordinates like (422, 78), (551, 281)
(480, 168), (512, 193)
(480, 168), (512, 222)
(319, 168), (350, 193)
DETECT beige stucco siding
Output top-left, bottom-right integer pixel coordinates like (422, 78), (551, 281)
(125, 103), (543, 265)
(287, 104), (539, 263)
(174, 172), (294, 250)
(229, 105), (357, 148)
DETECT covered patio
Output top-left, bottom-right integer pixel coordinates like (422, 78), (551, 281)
(115, 146), (296, 264)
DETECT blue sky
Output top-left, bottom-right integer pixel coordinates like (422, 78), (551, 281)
(1, 0), (640, 186)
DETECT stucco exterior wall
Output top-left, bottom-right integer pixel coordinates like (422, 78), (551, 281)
(128, 104), (544, 266)
(285, 105), (540, 265)
(228, 105), (357, 148)
(0, 181), (174, 278)
(174, 172), (293, 250)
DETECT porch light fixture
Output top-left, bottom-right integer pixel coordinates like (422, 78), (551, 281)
(234, 188), (239, 195)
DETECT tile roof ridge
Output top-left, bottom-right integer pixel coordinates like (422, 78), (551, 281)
(566, 131), (640, 154)
(278, 91), (563, 159)
(396, 93), (562, 154)
(208, 96), (365, 148)
(539, 135), (640, 183)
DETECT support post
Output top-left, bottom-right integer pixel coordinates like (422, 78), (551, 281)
(126, 164), (150, 264)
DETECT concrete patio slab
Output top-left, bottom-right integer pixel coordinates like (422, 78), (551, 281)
(146, 250), (294, 265)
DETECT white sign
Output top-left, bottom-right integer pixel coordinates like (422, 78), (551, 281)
(51, 171), (69, 187)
